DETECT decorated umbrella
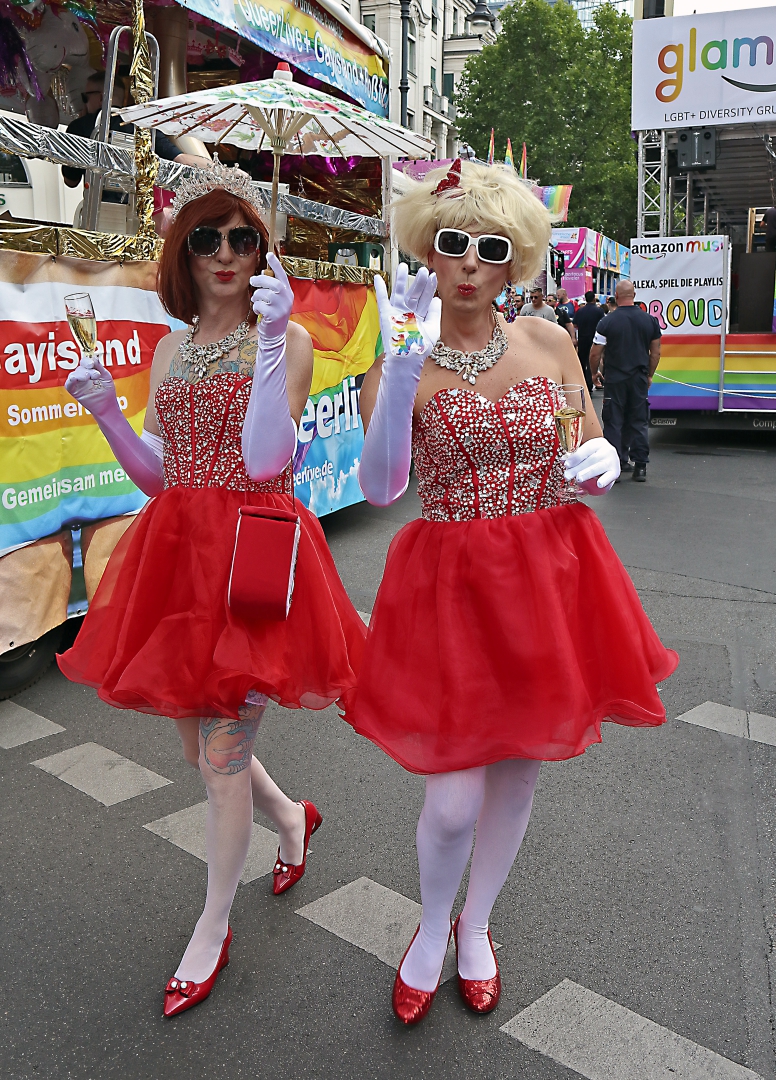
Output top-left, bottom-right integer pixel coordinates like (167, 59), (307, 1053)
(120, 64), (435, 251)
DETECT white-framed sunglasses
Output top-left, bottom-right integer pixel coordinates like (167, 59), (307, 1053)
(434, 228), (512, 265)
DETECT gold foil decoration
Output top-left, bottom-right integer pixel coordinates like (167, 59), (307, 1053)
(281, 256), (385, 286)
(125, 0), (158, 262)
(0, 221), (162, 262)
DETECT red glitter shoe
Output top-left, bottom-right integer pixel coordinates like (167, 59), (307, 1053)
(392, 923), (451, 1025)
(452, 915), (501, 1014)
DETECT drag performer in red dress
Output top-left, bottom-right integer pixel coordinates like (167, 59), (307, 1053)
(58, 163), (366, 1015)
(350, 159), (677, 1023)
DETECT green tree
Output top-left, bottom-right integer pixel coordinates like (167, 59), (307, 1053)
(456, 0), (637, 244)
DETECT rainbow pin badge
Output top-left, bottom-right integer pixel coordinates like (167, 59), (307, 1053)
(390, 311), (425, 355)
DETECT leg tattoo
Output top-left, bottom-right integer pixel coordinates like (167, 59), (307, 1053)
(200, 715), (261, 775)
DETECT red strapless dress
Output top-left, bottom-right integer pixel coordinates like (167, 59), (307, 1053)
(346, 377), (677, 773)
(58, 373), (366, 720)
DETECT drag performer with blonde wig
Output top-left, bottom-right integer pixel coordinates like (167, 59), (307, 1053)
(349, 159), (677, 1023)
(59, 163), (366, 1016)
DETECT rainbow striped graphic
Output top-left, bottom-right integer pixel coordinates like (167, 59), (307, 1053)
(650, 334), (776, 412)
(520, 142), (527, 179)
(505, 138), (514, 169)
(487, 129), (495, 166)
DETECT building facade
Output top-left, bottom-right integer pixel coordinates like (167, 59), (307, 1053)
(357, 0), (497, 155)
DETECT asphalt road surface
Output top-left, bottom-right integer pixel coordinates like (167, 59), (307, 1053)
(3, 408), (776, 1080)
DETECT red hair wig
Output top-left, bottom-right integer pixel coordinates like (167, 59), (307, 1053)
(157, 188), (268, 325)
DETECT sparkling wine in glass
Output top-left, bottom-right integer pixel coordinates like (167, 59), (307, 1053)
(555, 383), (586, 493)
(65, 292), (98, 356)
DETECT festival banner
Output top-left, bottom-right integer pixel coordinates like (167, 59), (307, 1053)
(630, 235), (726, 335)
(0, 254), (378, 555)
(178, 0), (389, 116)
(288, 276), (379, 515)
(0, 253), (169, 556)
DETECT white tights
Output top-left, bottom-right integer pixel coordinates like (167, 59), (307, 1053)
(173, 696), (306, 983)
(399, 759), (541, 992)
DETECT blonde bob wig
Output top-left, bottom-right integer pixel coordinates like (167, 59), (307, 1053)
(392, 161), (551, 286)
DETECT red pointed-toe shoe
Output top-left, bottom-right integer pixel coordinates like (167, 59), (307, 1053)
(163, 926), (232, 1018)
(272, 800), (323, 896)
(392, 924), (450, 1025)
(452, 916), (501, 1014)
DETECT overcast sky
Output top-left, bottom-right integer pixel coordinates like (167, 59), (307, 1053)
(673, 0), (776, 14)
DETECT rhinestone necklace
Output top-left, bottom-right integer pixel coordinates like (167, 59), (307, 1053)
(431, 311), (509, 385)
(178, 313), (252, 380)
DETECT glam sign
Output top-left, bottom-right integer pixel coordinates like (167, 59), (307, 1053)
(632, 7), (776, 129)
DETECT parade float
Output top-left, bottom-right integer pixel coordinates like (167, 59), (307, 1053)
(0, 0), (433, 696)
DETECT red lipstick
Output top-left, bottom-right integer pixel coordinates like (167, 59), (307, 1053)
(457, 284), (476, 296)
(215, 271), (235, 282)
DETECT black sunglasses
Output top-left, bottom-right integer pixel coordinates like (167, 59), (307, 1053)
(187, 226), (261, 258)
(81, 90), (102, 103)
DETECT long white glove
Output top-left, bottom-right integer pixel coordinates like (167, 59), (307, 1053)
(358, 264), (441, 506)
(64, 356), (164, 497)
(243, 252), (298, 483)
(564, 436), (620, 494)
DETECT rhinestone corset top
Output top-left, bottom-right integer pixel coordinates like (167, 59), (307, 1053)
(412, 377), (571, 521)
(155, 373), (292, 493)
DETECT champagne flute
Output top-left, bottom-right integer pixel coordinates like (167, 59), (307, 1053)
(554, 383), (586, 494)
(64, 292), (102, 387)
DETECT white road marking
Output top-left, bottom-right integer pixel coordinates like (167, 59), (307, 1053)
(501, 979), (763, 1080)
(33, 742), (171, 806)
(296, 876), (496, 983)
(143, 801), (280, 884)
(678, 701), (776, 747)
(0, 701), (64, 748)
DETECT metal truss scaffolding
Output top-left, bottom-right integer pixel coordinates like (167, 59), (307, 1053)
(637, 130), (667, 238)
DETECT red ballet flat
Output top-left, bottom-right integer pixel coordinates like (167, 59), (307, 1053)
(163, 926), (232, 1018)
(452, 916), (501, 1014)
(272, 800), (323, 896)
(392, 924), (451, 1025)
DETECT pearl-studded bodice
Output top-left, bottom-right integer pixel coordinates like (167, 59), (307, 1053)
(155, 372), (291, 493)
(412, 376), (571, 521)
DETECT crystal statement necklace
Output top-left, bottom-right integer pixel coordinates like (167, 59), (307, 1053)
(431, 310), (509, 385)
(178, 313), (252, 380)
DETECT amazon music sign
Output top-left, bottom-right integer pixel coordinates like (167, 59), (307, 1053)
(632, 8), (776, 129)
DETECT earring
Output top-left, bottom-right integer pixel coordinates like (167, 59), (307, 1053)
(504, 280), (520, 323)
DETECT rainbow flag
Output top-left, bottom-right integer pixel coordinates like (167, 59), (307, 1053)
(520, 142), (527, 179)
(487, 129), (495, 166)
(535, 184), (572, 220)
(505, 138), (514, 169)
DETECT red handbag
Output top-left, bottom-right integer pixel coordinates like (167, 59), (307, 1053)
(228, 504), (301, 622)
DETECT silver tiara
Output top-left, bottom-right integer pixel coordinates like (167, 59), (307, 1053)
(169, 154), (265, 220)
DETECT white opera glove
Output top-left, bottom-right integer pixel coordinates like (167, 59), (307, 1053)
(564, 437), (620, 495)
(358, 264), (441, 506)
(243, 252), (297, 482)
(65, 356), (164, 497)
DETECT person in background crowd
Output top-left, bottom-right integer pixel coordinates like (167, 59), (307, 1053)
(63, 72), (210, 200)
(555, 288), (576, 320)
(605, 296), (617, 313)
(572, 290), (605, 392)
(520, 286), (557, 322)
(553, 294), (575, 343)
(589, 280), (661, 483)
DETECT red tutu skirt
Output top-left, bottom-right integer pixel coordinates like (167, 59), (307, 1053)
(58, 487), (366, 719)
(346, 502), (677, 773)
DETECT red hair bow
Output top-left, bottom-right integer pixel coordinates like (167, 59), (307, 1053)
(432, 158), (464, 198)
